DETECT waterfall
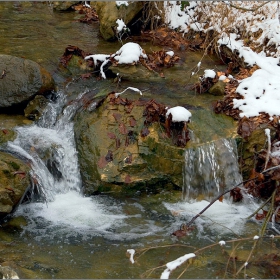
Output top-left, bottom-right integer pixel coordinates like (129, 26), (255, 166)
(6, 91), (82, 201)
(183, 138), (243, 201)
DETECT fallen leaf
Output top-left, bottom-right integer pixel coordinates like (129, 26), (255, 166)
(125, 174), (131, 183)
(107, 132), (116, 139)
(119, 122), (128, 134)
(141, 127), (150, 137)
(97, 157), (107, 169)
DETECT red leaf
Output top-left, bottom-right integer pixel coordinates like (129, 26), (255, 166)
(141, 127), (150, 137)
(119, 122), (128, 134)
(113, 113), (122, 122)
(129, 117), (136, 127)
(125, 174), (131, 183)
(81, 73), (92, 80)
(107, 132), (116, 139)
(97, 157), (107, 169)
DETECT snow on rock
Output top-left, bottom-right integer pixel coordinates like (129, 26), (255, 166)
(116, 19), (126, 33)
(84, 42), (147, 79)
(166, 51), (174, 57)
(116, 1), (128, 7)
(163, 2), (280, 119)
(204, 69), (216, 79)
(160, 253), (196, 279)
(218, 32), (280, 119)
(166, 106), (192, 122)
(84, 54), (110, 65)
(114, 42), (147, 64)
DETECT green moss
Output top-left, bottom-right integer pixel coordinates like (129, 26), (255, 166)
(8, 161), (20, 170)
(2, 169), (10, 177)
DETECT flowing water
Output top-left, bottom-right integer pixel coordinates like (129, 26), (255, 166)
(183, 138), (243, 200)
(0, 2), (277, 279)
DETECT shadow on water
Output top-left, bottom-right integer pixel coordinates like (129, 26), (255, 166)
(0, 2), (275, 279)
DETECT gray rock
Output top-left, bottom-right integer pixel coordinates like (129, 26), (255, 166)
(0, 55), (55, 109)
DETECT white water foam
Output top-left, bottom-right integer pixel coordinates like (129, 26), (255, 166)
(6, 92), (165, 241)
(164, 196), (260, 236)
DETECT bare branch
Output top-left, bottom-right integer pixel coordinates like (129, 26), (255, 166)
(226, 1), (270, 12)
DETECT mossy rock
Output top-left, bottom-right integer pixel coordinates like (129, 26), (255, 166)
(0, 151), (30, 220)
(208, 80), (226, 96)
(74, 93), (186, 194)
(24, 95), (50, 121)
(0, 129), (16, 146)
(238, 125), (276, 179)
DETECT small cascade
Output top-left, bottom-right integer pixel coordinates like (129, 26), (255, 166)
(183, 138), (242, 201)
(2, 90), (134, 240)
(6, 91), (82, 202)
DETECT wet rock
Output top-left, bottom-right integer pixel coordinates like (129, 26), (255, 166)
(0, 265), (19, 279)
(109, 63), (159, 80)
(0, 55), (55, 112)
(0, 129), (16, 146)
(24, 95), (50, 121)
(208, 80), (226, 96)
(59, 45), (93, 76)
(74, 92), (189, 194)
(94, 1), (144, 41)
(52, 1), (79, 11)
(237, 124), (276, 179)
(0, 152), (30, 220)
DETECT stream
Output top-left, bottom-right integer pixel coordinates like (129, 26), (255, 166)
(0, 2), (274, 279)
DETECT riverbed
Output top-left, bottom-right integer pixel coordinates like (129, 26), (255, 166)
(0, 2), (275, 279)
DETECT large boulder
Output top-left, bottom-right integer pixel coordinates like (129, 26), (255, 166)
(74, 92), (190, 195)
(0, 151), (30, 220)
(94, 1), (144, 41)
(0, 55), (55, 112)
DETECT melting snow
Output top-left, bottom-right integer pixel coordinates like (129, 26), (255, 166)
(166, 106), (192, 122)
(114, 42), (147, 64)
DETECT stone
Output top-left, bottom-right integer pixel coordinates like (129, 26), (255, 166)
(52, 1), (79, 11)
(237, 124), (276, 179)
(109, 63), (159, 80)
(0, 55), (55, 111)
(208, 80), (226, 96)
(94, 1), (144, 41)
(0, 151), (30, 220)
(74, 93), (188, 194)
(24, 95), (50, 121)
(0, 265), (19, 279)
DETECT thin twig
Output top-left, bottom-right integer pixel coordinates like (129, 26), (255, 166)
(235, 238), (259, 276)
(184, 165), (280, 228)
(260, 188), (277, 236)
(227, 1), (270, 12)
(247, 196), (272, 219)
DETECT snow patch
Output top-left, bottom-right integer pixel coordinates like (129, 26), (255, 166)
(166, 106), (192, 122)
